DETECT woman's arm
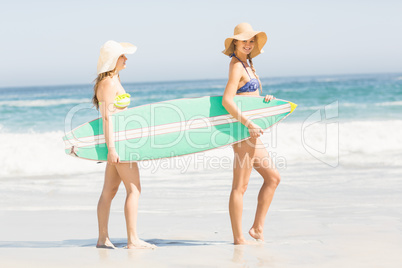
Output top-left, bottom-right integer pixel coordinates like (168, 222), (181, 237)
(97, 78), (120, 164)
(257, 78), (274, 102)
(222, 63), (263, 138)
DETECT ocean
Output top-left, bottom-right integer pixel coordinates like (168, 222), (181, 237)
(1, 73), (401, 178)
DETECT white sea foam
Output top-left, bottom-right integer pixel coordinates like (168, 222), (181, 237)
(0, 98), (91, 107)
(269, 120), (402, 168)
(210, 85), (225, 89)
(0, 131), (104, 178)
(295, 101), (402, 111)
(295, 102), (367, 111)
(292, 105), (323, 111)
(1, 120), (401, 178)
(341, 102), (366, 107)
(375, 101), (402, 107)
(315, 78), (339, 83)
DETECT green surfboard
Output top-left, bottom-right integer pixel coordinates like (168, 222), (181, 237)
(63, 96), (297, 162)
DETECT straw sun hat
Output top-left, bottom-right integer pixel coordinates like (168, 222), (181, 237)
(97, 40), (137, 75)
(222, 23), (267, 58)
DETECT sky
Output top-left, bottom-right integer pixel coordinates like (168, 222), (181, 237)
(1, 0), (401, 87)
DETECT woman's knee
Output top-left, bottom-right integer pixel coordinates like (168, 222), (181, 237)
(126, 184), (141, 195)
(232, 184), (248, 195)
(268, 172), (281, 187)
(101, 185), (119, 200)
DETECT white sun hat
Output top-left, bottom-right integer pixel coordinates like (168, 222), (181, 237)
(96, 40), (137, 75)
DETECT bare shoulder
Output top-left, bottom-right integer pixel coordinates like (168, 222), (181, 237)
(98, 77), (116, 94)
(98, 76), (115, 90)
(229, 58), (244, 71)
(97, 76), (117, 100)
(228, 58), (243, 78)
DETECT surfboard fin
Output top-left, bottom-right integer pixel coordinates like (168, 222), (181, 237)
(69, 146), (78, 157)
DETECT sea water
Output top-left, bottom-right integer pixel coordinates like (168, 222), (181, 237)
(1, 74), (402, 266)
(0, 73), (402, 178)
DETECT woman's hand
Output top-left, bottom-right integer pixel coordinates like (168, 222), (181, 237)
(107, 148), (120, 165)
(264, 95), (275, 102)
(248, 122), (263, 138)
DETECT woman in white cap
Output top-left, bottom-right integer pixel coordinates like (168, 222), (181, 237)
(92, 40), (155, 249)
(221, 23), (281, 244)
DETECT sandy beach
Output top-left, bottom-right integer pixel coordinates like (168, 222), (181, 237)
(1, 125), (401, 267)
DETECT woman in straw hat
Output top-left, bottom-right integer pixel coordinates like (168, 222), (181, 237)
(92, 40), (156, 249)
(222, 23), (280, 244)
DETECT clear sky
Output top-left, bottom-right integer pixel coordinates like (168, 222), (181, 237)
(1, 0), (401, 87)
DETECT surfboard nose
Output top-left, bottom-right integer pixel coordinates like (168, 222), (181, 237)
(289, 102), (297, 113)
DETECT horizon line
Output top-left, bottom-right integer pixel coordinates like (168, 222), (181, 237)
(1, 71), (401, 90)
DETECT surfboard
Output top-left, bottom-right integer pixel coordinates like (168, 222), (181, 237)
(63, 96), (297, 162)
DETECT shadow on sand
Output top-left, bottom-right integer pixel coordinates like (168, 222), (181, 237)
(0, 238), (230, 248)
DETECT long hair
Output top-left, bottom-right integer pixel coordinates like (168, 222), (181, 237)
(247, 54), (263, 93)
(92, 69), (116, 110)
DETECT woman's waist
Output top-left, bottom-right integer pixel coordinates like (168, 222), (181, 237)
(236, 92), (260, 96)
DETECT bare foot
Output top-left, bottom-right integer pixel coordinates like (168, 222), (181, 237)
(126, 240), (157, 249)
(234, 238), (259, 245)
(249, 227), (264, 242)
(96, 238), (116, 249)
(233, 240), (258, 246)
(234, 241), (247, 245)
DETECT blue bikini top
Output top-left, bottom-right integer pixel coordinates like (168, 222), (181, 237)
(231, 53), (260, 94)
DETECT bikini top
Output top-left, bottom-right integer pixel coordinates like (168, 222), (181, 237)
(114, 93), (131, 108)
(231, 53), (260, 94)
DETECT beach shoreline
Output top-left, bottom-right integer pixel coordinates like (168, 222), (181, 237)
(1, 162), (401, 267)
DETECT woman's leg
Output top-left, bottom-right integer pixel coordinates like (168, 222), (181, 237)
(97, 163), (121, 248)
(249, 138), (281, 241)
(230, 139), (257, 244)
(116, 162), (156, 249)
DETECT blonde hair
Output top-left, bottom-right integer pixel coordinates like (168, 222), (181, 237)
(92, 69), (117, 110)
(247, 54), (263, 93)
